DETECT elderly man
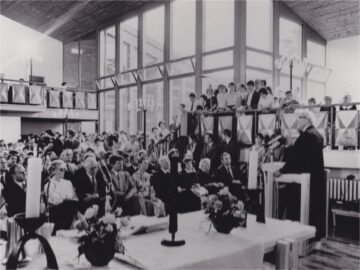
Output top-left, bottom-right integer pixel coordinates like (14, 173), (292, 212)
(3, 164), (27, 217)
(275, 110), (326, 247)
(109, 155), (145, 216)
(150, 156), (172, 212)
(73, 157), (106, 214)
(197, 158), (223, 194)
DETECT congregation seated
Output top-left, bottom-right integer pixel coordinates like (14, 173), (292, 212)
(200, 133), (220, 173)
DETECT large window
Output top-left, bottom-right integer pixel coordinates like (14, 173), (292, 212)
(100, 91), (115, 132)
(307, 40), (325, 67)
(143, 6), (164, 66)
(100, 26), (116, 76)
(246, 0), (273, 52)
(120, 17), (138, 73)
(171, 0), (195, 59)
(169, 77), (195, 121)
(246, 69), (273, 88)
(143, 82), (164, 131)
(279, 17), (302, 58)
(306, 81), (325, 102)
(119, 87), (138, 134)
(63, 41), (80, 87)
(203, 0), (234, 52)
(279, 75), (302, 100)
(80, 32), (97, 90)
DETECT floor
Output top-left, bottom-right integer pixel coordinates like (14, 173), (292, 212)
(264, 216), (360, 269)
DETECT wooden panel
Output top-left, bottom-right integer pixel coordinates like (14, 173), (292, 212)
(282, 0), (360, 40)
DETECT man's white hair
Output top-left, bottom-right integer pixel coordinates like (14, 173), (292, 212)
(158, 155), (170, 168)
(298, 109), (316, 125)
(199, 158), (211, 171)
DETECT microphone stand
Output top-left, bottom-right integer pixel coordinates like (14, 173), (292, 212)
(161, 157), (185, 247)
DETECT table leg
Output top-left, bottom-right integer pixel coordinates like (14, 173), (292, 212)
(276, 240), (290, 270)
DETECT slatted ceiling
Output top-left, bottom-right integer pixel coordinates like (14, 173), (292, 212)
(0, 0), (152, 42)
(282, 0), (360, 41)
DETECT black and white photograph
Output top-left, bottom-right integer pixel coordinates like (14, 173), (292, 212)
(0, 0), (359, 269)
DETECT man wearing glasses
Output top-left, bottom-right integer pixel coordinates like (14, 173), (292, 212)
(275, 110), (326, 249)
(3, 164), (27, 217)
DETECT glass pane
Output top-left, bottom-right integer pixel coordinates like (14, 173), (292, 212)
(246, 50), (273, 70)
(166, 59), (195, 76)
(143, 82), (164, 132)
(63, 41), (79, 88)
(138, 65), (163, 81)
(119, 87), (138, 134)
(279, 17), (302, 58)
(116, 72), (137, 86)
(143, 6), (164, 66)
(307, 66), (329, 82)
(280, 60), (306, 77)
(202, 69), (234, 93)
(246, 0), (273, 52)
(279, 75), (302, 101)
(246, 69), (273, 88)
(100, 90), (115, 132)
(120, 17), (138, 72)
(97, 77), (114, 90)
(203, 0), (234, 52)
(171, 0), (195, 59)
(306, 81), (325, 103)
(203, 50), (233, 70)
(100, 26), (116, 76)
(80, 31), (97, 90)
(307, 40), (325, 66)
(169, 77), (195, 122)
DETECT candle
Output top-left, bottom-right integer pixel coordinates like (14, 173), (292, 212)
(26, 157), (42, 218)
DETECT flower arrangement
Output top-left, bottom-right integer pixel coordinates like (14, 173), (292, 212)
(74, 205), (125, 266)
(201, 187), (247, 234)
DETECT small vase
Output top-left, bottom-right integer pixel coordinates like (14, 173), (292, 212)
(212, 220), (234, 234)
(84, 239), (115, 267)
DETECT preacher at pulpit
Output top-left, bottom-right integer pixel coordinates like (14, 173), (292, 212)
(275, 110), (326, 244)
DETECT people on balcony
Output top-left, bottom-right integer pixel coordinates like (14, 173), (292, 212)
(189, 92), (198, 113)
(340, 94), (357, 110)
(281, 91), (300, 112)
(257, 88), (274, 111)
(205, 86), (218, 111)
(245, 80), (260, 110)
(216, 84), (229, 111)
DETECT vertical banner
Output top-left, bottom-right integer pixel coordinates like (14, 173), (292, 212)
(218, 115), (233, 135)
(335, 110), (358, 147)
(48, 90), (60, 108)
(75, 92), (86, 109)
(12, 84), (26, 103)
(313, 112), (328, 145)
(201, 115), (215, 135)
(87, 93), (97, 109)
(29, 85), (43, 105)
(62, 91), (74, 108)
(237, 114), (253, 145)
(258, 114), (276, 137)
(0, 83), (9, 103)
(280, 113), (300, 143)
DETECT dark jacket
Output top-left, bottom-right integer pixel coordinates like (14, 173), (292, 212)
(280, 125), (326, 240)
(200, 142), (219, 172)
(246, 90), (260, 109)
(219, 139), (238, 164)
(150, 169), (171, 205)
(3, 179), (26, 217)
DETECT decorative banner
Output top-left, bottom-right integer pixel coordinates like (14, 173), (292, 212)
(200, 115), (214, 135)
(62, 91), (74, 108)
(313, 112), (328, 145)
(29, 85), (43, 105)
(237, 114), (253, 145)
(218, 116), (233, 134)
(280, 113), (300, 142)
(0, 83), (9, 103)
(335, 110), (358, 147)
(87, 93), (97, 109)
(258, 114), (276, 137)
(75, 92), (86, 109)
(48, 90), (60, 108)
(12, 84), (26, 103)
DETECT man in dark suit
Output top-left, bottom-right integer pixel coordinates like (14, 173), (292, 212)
(215, 152), (247, 200)
(200, 133), (219, 173)
(245, 80), (260, 109)
(150, 156), (172, 212)
(197, 158), (223, 195)
(3, 164), (26, 217)
(275, 110), (326, 246)
(219, 129), (238, 165)
(64, 129), (80, 150)
(73, 157), (106, 214)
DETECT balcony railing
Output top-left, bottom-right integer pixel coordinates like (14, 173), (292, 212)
(0, 79), (98, 110)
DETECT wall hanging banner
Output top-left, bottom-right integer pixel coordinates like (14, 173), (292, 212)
(75, 92), (86, 109)
(218, 115), (233, 134)
(313, 112), (328, 145)
(87, 93), (97, 109)
(0, 83), (9, 103)
(237, 114), (253, 145)
(335, 110), (358, 147)
(29, 85), (43, 105)
(280, 113), (300, 142)
(49, 90), (60, 108)
(12, 84), (26, 104)
(201, 115), (215, 135)
(258, 114), (276, 137)
(62, 91), (74, 108)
